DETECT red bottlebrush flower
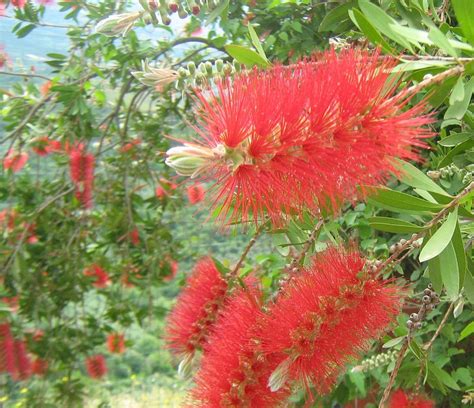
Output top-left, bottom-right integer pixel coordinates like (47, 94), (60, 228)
(163, 258), (178, 282)
(107, 333), (126, 354)
(31, 136), (62, 156)
(155, 186), (166, 198)
(0, 323), (16, 375)
(389, 390), (434, 408)
(13, 340), (32, 380)
(69, 145), (95, 209)
(11, 0), (26, 7)
(189, 285), (289, 407)
(187, 183), (205, 205)
(259, 246), (402, 394)
(165, 257), (228, 358)
(31, 358), (48, 376)
(40, 80), (52, 96)
(166, 49), (432, 226)
(3, 150), (28, 173)
(0, 208), (17, 232)
(84, 264), (110, 288)
(1, 296), (19, 312)
(120, 138), (141, 153)
(129, 228), (140, 245)
(85, 354), (107, 379)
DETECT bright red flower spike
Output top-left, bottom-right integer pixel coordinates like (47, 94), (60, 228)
(31, 358), (48, 376)
(259, 246), (402, 394)
(4, 150), (28, 173)
(187, 183), (205, 204)
(85, 354), (107, 379)
(107, 333), (126, 354)
(188, 285), (289, 407)
(13, 340), (32, 380)
(69, 145), (95, 209)
(0, 323), (16, 376)
(83, 264), (110, 288)
(32, 136), (62, 156)
(389, 390), (434, 408)
(165, 257), (228, 358)
(166, 49), (432, 226)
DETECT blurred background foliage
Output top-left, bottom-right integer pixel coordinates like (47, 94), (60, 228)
(0, 0), (473, 407)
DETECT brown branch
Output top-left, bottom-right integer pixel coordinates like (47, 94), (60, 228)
(424, 301), (455, 351)
(379, 340), (409, 408)
(0, 71), (52, 81)
(287, 216), (324, 274)
(229, 222), (267, 278)
(376, 181), (474, 277)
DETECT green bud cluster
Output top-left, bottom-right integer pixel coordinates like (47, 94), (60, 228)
(140, 0), (220, 26)
(437, 164), (474, 185)
(352, 350), (398, 373)
(174, 59), (243, 90)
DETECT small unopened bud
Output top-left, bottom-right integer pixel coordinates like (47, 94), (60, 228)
(423, 74), (433, 80)
(424, 288), (432, 295)
(422, 295), (431, 304)
(96, 12), (142, 37)
(148, 0), (158, 10)
(177, 67), (189, 79)
(407, 320), (414, 328)
(389, 244), (396, 253)
(414, 322), (422, 329)
(399, 238), (407, 246)
(166, 143), (222, 178)
(427, 283), (433, 289)
(187, 61), (196, 75)
(233, 59), (241, 72)
(427, 170), (441, 180)
(178, 4), (188, 18)
(169, 1), (178, 12)
(131, 62), (179, 88)
(223, 62), (233, 76)
(198, 62), (207, 75)
(194, 72), (206, 85)
(410, 313), (419, 321)
(215, 59), (224, 72)
(205, 61), (213, 76)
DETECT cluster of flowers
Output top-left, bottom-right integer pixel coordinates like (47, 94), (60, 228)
(166, 49), (432, 226)
(0, 323), (47, 380)
(166, 247), (403, 405)
(0, 323), (125, 381)
(389, 389), (434, 408)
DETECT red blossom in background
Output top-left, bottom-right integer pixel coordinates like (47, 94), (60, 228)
(259, 246), (402, 394)
(85, 354), (107, 379)
(165, 257), (228, 358)
(11, 0), (26, 7)
(3, 150), (28, 173)
(163, 258), (178, 282)
(12, 340), (32, 381)
(107, 333), (126, 354)
(31, 136), (61, 156)
(189, 284), (289, 407)
(40, 80), (52, 96)
(167, 49), (432, 226)
(83, 264), (110, 288)
(31, 358), (48, 376)
(129, 228), (140, 245)
(0, 323), (16, 376)
(0, 208), (17, 232)
(69, 145), (95, 209)
(389, 390), (434, 408)
(187, 183), (205, 205)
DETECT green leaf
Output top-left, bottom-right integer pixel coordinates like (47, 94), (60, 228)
(428, 26), (458, 58)
(438, 139), (474, 168)
(419, 208), (458, 262)
(348, 9), (394, 54)
(395, 159), (448, 196)
(224, 45), (270, 68)
(452, 222), (466, 288)
(358, 0), (415, 51)
(247, 23), (267, 61)
(444, 77), (474, 120)
(15, 23), (36, 38)
(368, 187), (445, 214)
(458, 321), (474, 341)
(428, 363), (461, 391)
(449, 77), (465, 105)
(319, 1), (355, 32)
(452, 0), (474, 46)
(439, 132), (472, 147)
(440, 241), (460, 299)
(205, 0), (229, 25)
(428, 255), (443, 293)
(368, 217), (423, 233)
(383, 336), (405, 348)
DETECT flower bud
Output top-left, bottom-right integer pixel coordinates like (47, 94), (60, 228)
(422, 295), (431, 304)
(96, 12), (142, 37)
(169, 1), (178, 12)
(165, 144), (220, 178)
(233, 59), (241, 72)
(178, 67), (189, 79)
(215, 59), (224, 72)
(205, 61), (213, 75)
(187, 61), (196, 75)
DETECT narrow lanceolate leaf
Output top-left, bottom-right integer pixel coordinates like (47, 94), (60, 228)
(348, 9), (394, 54)
(368, 217), (423, 234)
(451, 222), (466, 288)
(395, 159), (448, 196)
(224, 45), (270, 68)
(440, 242), (460, 300)
(449, 77), (465, 105)
(368, 187), (445, 214)
(428, 26), (458, 58)
(247, 24), (267, 61)
(382, 336), (404, 348)
(419, 208), (458, 262)
(452, 0), (474, 46)
(458, 321), (474, 342)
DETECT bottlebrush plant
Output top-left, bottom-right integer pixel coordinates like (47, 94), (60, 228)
(1, 0), (474, 407)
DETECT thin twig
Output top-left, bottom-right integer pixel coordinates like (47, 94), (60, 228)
(375, 181), (474, 277)
(0, 71), (52, 81)
(424, 301), (455, 351)
(229, 222), (267, 278)
(379, 341), (409, 407)
(2, 14), (74, 28)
